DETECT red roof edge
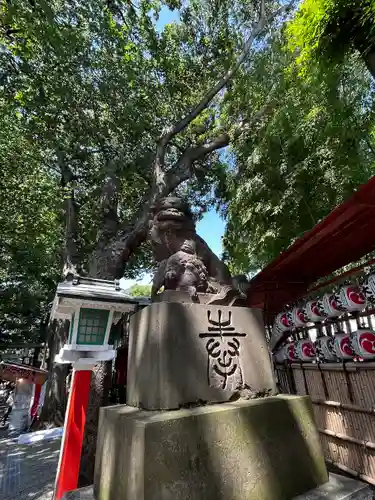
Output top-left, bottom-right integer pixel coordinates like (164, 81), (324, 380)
(247, 175), (375, 317)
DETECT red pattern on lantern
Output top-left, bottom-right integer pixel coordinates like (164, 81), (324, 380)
(311, 302), (321, 317)
(329, 295), (340, 312)
(340, 337), (355, 357)
(297, 309), (306, 324)
(347, 286), (365, 305)
(360, 332), (375, 354)
(287, 343), (297, 361)
(280, 313), (290, 328)
(302, 342), (316, 358)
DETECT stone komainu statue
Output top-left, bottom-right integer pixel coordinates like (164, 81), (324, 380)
(149, 197), (250, 305)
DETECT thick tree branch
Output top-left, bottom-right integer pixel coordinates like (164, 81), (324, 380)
(90, 3), (288, 279)
(91, 85), (277, 280)
(152, 142), (167, 189)
(58, 151), (79, 278)
(162, 134), (230, 193)
(165, 88), (277, 191)
(89, 208), (150, 279)
(157, 0), (293, 149)
(96, 157), (121, 248)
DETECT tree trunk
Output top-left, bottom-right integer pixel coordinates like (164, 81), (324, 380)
(40, 319), (70, 426)
(363, 50), (375, 81)
(89, 203), (151, 279)
(39, 156), (80, 427)
(79, 243), (124, 485)
(76, 0), (285, 480)
(32, 317), (48, 367)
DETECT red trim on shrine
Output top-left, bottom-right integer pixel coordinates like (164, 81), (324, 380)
(0, 362), (48, 385)
(247, 175), (375, 320)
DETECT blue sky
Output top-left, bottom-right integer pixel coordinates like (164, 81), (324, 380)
(155, 5), (180, 28)
(196, 209), (225, 257)
(120, 6), (226, 289)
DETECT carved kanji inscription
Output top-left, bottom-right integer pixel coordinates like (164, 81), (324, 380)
(199, 310), (246, 390)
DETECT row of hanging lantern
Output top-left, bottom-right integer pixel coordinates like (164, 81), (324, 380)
(272, 273), (375, 364)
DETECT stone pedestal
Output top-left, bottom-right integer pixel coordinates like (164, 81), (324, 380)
(127, 302), (275, 410)
(64, 475), (375, 500)
(94, 395), (328, 500)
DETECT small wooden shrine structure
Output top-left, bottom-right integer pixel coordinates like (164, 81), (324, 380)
(0, 361), (48, 431)
(0, 362), (48, 386)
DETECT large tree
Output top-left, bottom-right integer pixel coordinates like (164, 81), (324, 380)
(287, 0), (375, 80)
(223, 32), (375, 273)
(1, 0), (296, 482)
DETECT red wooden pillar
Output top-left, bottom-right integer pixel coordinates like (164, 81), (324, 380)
(54, 367), (92, 500)
(29, 383), (42, 422)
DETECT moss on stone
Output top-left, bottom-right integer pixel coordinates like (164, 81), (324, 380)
(95, 395), (328, 500)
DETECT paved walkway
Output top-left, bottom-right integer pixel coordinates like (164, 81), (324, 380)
(0, 435), (60, 500)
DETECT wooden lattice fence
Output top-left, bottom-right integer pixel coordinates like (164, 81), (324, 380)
(276, 361), (375, 484)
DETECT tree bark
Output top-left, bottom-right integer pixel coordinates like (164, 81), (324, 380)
(363, 50), (375, 81)
(96, 156), (121, 247)
(59, 151), (80, 277)
(89, 211), (150, 279)
(40, 319), (69, 426)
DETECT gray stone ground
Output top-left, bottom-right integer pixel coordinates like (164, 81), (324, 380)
(0, 435), (60, 500)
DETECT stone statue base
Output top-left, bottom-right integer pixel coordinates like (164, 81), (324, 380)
(93, 395), (328, 500)
(153, 290), (221, 304)
(64, 475), (374, 500)
(127, 301), (276, 410)
(153, 290), (247, 306)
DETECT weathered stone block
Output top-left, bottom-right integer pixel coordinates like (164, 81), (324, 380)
(127, 302), (275, 410)
(63, 474), (374, 500)
(94, 395), (328, 500)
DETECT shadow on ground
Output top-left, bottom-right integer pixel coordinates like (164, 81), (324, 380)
(0, 436), (60, 500)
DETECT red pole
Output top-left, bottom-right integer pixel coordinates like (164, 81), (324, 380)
(54, 368), (92, 500)
(30, 383), (42, 422)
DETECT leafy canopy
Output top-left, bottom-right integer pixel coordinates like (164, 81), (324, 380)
(287, 0), (375, 76)
(0, 0), (276, 341)
(0, 105), (62, 343)
(223, 32), (375, 273)
(128, 284), (152, 297)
